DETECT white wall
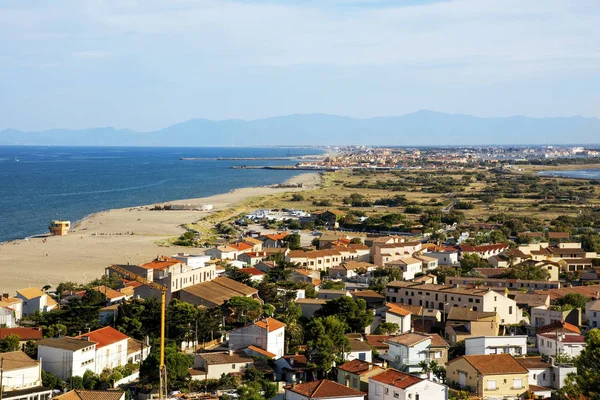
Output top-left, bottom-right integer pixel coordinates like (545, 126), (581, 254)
(1, 363), (40, 391)
(537, 335), (585, 359)
(37, 345), (96, 381)
(0, 308), (15, 327)
(465, 336), (527, 356)
(368, 379), (447, 400)
(94, 339), (129, 374)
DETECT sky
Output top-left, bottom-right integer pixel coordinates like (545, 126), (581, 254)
(1, 0), (599, 131)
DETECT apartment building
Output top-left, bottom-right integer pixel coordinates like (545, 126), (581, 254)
(445, 276), (560, 290)
(386, 281), (522, 324)
(371, 241), (423, 266)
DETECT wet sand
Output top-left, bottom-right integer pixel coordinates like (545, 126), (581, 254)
(0, 173), (320, 294)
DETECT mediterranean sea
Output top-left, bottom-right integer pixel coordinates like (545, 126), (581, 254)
(0, 146), (323, 243)
(537, 168), (600, 180)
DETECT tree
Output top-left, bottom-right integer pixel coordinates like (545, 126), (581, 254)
(291, 193), (305, 202)
(307, 316), (349, 373)
(24, 340), (38, 358)
(558, 328), (600, 399)
(167, 299), (199, 342)
(197, 307), (223, 343)
(314, 297), (374, 333)
(42, 370), (65, 390)
(320, 280), (345, 290)
(82, 369), (98, 390)
(225, 265), (253, 286)
(350, 238), (363, 244)
(283, 233), (301, 250)
(375, 322), (399, 335)
(558, 293), (590, 310)
(432, 266), (461, 284)
(281, 301), (304, 354)
(71, 376), (84, 389)
(460, 253), (489, 272)
(141, 344), (192, 389)
(581, 233), (600, 252)
(0, 334), (21, 352)
(224, 297), (262, 326)
(503, 265), (550, 281)
(116, 298), (162, 340)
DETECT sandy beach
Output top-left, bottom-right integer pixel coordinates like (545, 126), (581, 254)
(0, 173), (321, 294)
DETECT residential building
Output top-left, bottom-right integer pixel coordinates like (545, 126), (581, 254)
(0, 306), (15, 327)
(457, 243), (510, 259)
(351, 290), (386, 309)
(424, 249), (459, 266)
(0, 351), (52, 400)
(366, 335), (392, 357)
(345, 337), (373, 363)
(385, 333), (448, 373)
(0, 294), (23, 321)
(0, 328), (43, 350)
(386, 257), (423, 281)
(516, 356), (577, 392)
(284, 379), (365, 400)
(372, 241), (423, 266)
(530, 305), (581, 328)
(286, 250), (345, 271)
(537, 331), (585, 358)
(237, 251), (269, 266)
(295, 298), (327, 318)
(445, 276), (560, 290)
(171, 253), (212, 268)
(445, 308), (500, 344)
(238, 267), (265, 282)
(383, 303), (412, 334)
(106, 257), (216, 302)
(337, 359), (385, 393)
(368, 368), (448, 400)
(75, 327), (131, 374)
(190, 352), (253, 380)
(317, 290), (349, 300)
(585, 299), (600, 328)
(204, 245), (239, 260)
(446, 354), (529, 398)
(228, 317), (285, 359)
(288, 269), (321, 287)
(260, 233), (289, 248)
(329, 261), (377, 280)
(386, 281), (522, 324)
(414, 254), (438, 271)
(465, 335), (527, 356)
(15, 288), (57, 316)
(37, 337), (98, 380)
(179, 276), (260, 308)
(275, 354), (314, 384)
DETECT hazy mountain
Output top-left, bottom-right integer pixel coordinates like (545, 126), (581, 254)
(2, 111), (599, 146)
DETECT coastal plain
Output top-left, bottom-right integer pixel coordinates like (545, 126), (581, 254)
(0, 173), (320, 293)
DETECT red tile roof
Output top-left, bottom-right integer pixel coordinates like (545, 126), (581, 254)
(455, 354), (529, 375)
(338, 359), (384, 375)
(369, 368), (422, 389)
(247, 345), (276, 358)
(284, 379), (365, 398)
(536, 320), (581, 335)
(76, 326), (129, 348)
(140, 256), (182, 270)
(254, 317), (286, 332)
(0, 327), (43, 340)
(386, 303), (411, 317)
(231, 242), (254, 252)
(365, 335), (393, 349)
(239, 267), (265, 276)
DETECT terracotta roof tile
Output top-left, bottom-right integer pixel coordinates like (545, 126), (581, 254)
(385, 303), (411, 317)
(254, 317), (286, 332)
(76, 326), (129, 349)
(369, 369), (422, 389)
(338, 359), (384, 375)
(0, 327), (43, 340)
(455, 354), (528, 375)
(247, 345), (276, 358)
(284, 379), (365, 398)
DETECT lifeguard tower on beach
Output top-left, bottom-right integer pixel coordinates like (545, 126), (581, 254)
(48, 220), (70, 236)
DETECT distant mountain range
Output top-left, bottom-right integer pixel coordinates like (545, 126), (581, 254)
(2, 110), (600, 146)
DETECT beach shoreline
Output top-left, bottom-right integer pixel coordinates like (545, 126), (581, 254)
(0, 172), (321, 294)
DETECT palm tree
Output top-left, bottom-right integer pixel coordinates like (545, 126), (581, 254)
(419, 360), (432, 380)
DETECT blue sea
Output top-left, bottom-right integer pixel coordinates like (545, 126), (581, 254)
(537, 169), (600, 180)
(0, 146), (323, 243)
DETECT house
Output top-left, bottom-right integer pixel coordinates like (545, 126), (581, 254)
(89, 286), (129, 304)
(75, 327), (132, 374)
(190, 352), (253, 380)
(237, 251), (269, 266)
(368, 368), (448, 400)
(275, 354), (315, 383)
(385, 333), (448, 373)
(53, 391), (125, 400)
(179, 276), (260, 308)
(0, 328), (43, 350)
(230, 241), (255, 255)
(238, 267), (266, 282)
(337, 359), (385, 393)
(558, 258), (593, 272)
(287, 250), (345, 271)
(386, 257), (423, 281)
(16, 288), (57, 316)
(386, 281), (522, 325)
(530, 305), (581, 328)
(513, 293), (550, 312)
(317, 289), (349, 300)
(585, 299), (600, 328)
(383, 303), (412, 334)
(260, 233), (289, 248)
(446, 354), (529, 398)
(171, 253), (212, 268)
(242, 237), (264, 252)
(0, 306), (15, 327)
(295, 298), (327, 318)
(106, 257), (216, 303)
(516, 356), (577, 392)
(424, 248), (459, 267)
(229, 317), (285, 359)
(465, 335), (527, 356)
(126, 338), (150, 364)
(37, 337), (98, 380)
(457, 243), (510, 259)
(329, 261), (378, 280)
(366, 335), (393, 357)
(345, 337), (373, 363)
(289, 269), (321, 287)
(445, 308), (500, 344)
(445, 276), (560, 290)
(284, 379), (365, 400)
(372, 241), (423, 267)
(351, 290), (386, 309)
(99, 304), (119, 325)
(0, 351), (53, 400)
(204, 245), (239, 260)
(414, 254), (438, 271)
(536, 329), (586, 359)
(0, 294), (23, 321)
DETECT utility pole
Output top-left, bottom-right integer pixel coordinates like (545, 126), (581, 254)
(1, 357), (4, 400)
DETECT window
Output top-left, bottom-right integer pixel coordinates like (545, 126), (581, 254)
(475, 299), (480, 303)
(513, 379), (522, 389)
(385, 388), (389, 394)
(509, 306), (513, 314)
(434, 351), (442, 359)
(487, 380), (497, 390)
(394, 392), (400, 399)
(468, 298), (473, 303)
(359, 353), (366, 361)
(232, 364), (236, 369)
(494, 296), (497, 301)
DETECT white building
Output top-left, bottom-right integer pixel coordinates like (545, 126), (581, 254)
(516, 356), (577, 391)
(76, 326), (130, 374)
(425, 251), (459, 266)
(171, 253), (212, 268)
(386, 281), (523, 325)
(537, 332), (586, 359)
(585, 299), (600, 328)
(465, 335), (528, 356)
(386, 257), (423, 281)
(0, 295), (23, 322)
(37, 337), (97, 380)
(383, 303), (412, 334)
(228, 317), (286, 359)
(190, 352), (253, 380)
(0, 306), (15, 327)
(0, 351), (53, 400)
(204, 246), (239, 260)
(15, 288), (58, 316)
(345, 338), (373, 363)
(285, 379), (366, 400)
(385, 333), (448, 374)
(369, 369), (448, 400)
